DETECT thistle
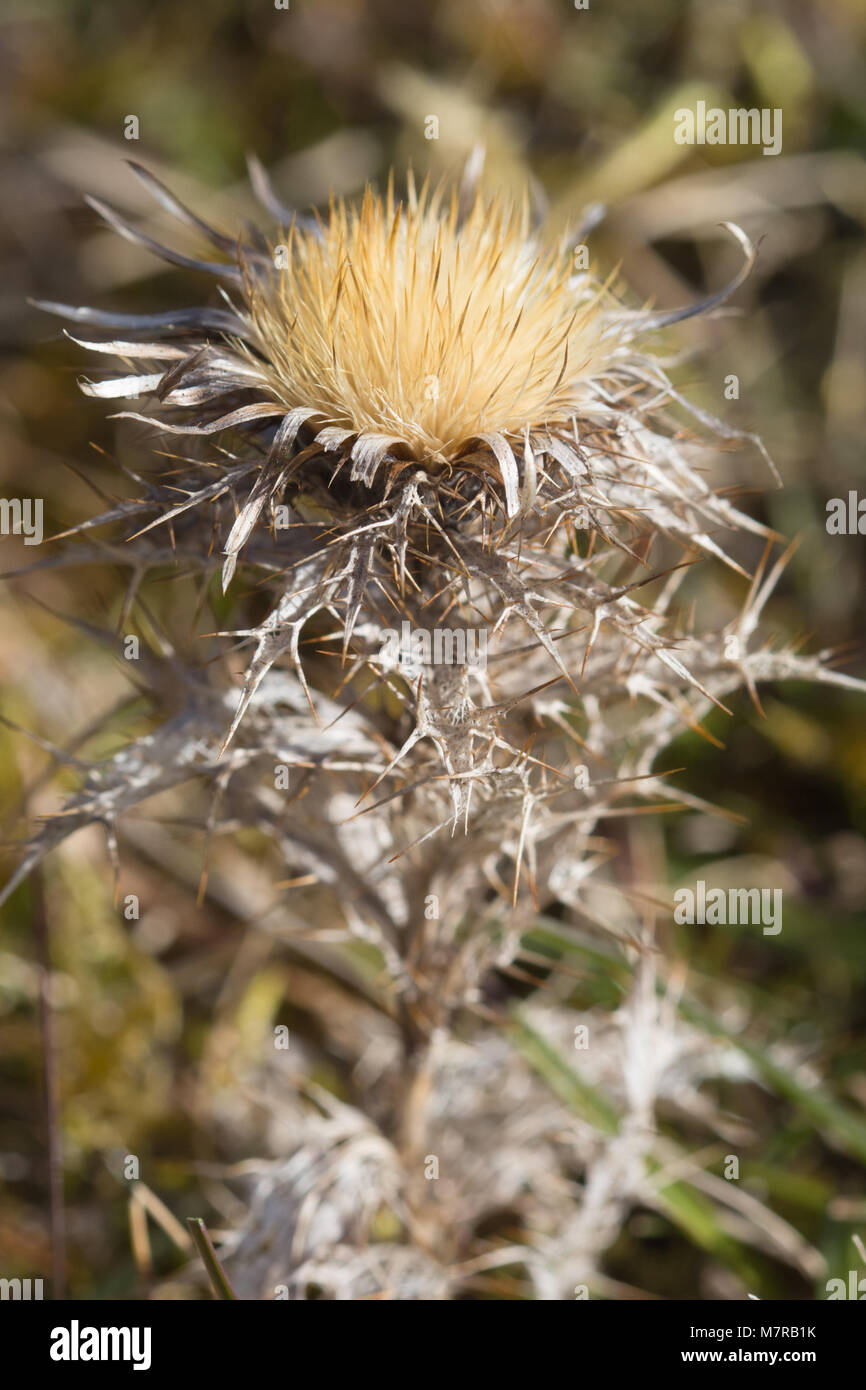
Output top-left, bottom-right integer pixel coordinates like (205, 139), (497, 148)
(14, 156), (862, 1299)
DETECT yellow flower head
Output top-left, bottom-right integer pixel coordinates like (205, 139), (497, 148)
(248, 178), (612, 463)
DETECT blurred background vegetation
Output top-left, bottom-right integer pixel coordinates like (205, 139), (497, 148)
(1, 0), (865, 1298)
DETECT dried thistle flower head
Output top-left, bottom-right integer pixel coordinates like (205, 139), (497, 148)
(40, 159), (765, 569)
(247, 179), (615, 463)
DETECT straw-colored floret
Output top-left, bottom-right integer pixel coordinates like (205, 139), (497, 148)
(247, 181), (612, 460)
